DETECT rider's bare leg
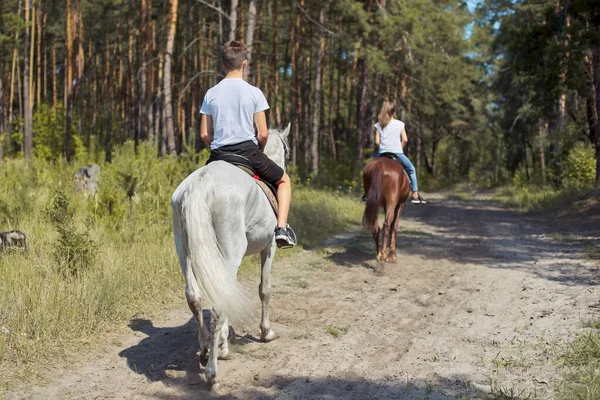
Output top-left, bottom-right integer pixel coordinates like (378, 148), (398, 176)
(276, 172), (291, 228)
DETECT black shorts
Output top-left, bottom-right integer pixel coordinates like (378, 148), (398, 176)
(208, 140), (284, 187)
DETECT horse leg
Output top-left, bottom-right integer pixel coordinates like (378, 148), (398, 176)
(173, 210), (210, 364)
(216, 315), (231, 360)
(259, 239), (277, 342)
(388, 203), (404, 263)
(380, 205), (395, 262)
(373, 226), (381, 260)
(206, 308), (226, 386)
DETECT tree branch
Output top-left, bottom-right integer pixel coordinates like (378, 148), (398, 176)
(195, 0), (230, 21)
(293, 0), (335, 36)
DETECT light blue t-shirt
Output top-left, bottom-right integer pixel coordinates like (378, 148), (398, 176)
(200, 78), (270, 149)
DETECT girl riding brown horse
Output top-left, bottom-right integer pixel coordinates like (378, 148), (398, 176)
(362, 156), (411, 262)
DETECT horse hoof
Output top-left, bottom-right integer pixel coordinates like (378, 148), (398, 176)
(261, 329), (276, 342)
(388, 257), (397, 264)
(209, 381), (220, 392)
(218, 349), (231, 360)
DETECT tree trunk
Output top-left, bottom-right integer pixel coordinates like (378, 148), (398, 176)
(36, 2), (42, 108)
(243, 0), (258, 81)
(29, 0), (35, 111)
(42, 13), (47, 103)
(65, 0), (74, 162)
(163, 0), (179, 157)
(538, 120), (547, 185)
(310, 7), (325, 176)
(9, 46), (17, 123)
(593, 48), (600, 188)
(105, 83), (112, 163)
(290, 3), (302, 165)
(229, 0), (238, 41)
(127, 17), (135, 141)
(553, 4), (570, 165)
(0, 78), (4, 164)
(585, 54), (598, 144)
(158, 51), (165, 159)
(23, 0), (32, 159)
(52, 36), (57, 113)
(354, 57), (369, 174)
(139, 0), (148, 142)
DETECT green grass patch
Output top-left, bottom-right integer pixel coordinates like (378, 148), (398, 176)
(289, 187), (363, 248)
(0, 144), (363, 392)
(556, 331), (600, 399)
(325, 325), (348, 338)
(491, 185), (590, 211)
(583, 320), (600, 330)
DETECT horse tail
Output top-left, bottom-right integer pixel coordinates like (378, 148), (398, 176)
(172, 172), (256, 327)
(362, 163), (383, 235)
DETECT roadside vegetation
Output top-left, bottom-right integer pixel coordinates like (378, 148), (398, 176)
(0, 142), (364, 391)
(556, 325), (600, 400)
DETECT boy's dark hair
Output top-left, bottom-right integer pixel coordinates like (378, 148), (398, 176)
(221, 41), (247, 70)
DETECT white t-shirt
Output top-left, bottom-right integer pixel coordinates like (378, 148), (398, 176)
(374, 119), (405, 154)
(200, 78), (270, 149)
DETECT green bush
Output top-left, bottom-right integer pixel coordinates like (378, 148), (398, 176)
(560, 142), (595, 189)
(33, 105), (84, 161)
(46, 190), (96, 277)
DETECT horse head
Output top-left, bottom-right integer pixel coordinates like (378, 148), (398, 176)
(264, 123), (291, 171)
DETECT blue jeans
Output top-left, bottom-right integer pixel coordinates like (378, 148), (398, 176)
(375, 152), (419, 192)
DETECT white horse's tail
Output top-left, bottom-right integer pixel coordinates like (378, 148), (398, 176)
(172, 172), (257, 327)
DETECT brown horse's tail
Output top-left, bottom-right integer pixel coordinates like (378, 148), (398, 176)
(362, 163), (383, 234)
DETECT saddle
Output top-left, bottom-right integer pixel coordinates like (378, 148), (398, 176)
(207, 152), (278, 216)
(379, 152), (402, 162)
(379, 152), (410, 180)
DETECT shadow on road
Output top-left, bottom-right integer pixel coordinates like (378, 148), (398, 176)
(326, 197), (599, 287)
(120, 318), (494, 399)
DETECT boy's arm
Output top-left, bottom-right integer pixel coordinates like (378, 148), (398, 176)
(200, 114), (213, 147)
(255, 111), (269, 150)
(401, 127), (408, 149)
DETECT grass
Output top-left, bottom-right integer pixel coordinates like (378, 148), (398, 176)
(583, 320), (600, 330)
(0, 143), (364, 392)
(491, 185), (591, 211)
(555, 331), (600, 399)
(325, 325), (348, 338)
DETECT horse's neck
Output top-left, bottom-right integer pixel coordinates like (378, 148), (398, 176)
(264, 137), (285, 170)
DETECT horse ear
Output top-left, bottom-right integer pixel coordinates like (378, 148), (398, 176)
(282, 123), (291, 140)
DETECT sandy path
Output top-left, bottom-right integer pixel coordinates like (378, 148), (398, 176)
(7, 195), (600, 399)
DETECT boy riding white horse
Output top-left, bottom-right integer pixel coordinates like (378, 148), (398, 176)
(171, 40), (295, 387)
(200, 40), (296, 248)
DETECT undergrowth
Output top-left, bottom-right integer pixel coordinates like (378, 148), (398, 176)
(0, 142), (364, 391)
(556, 330), (600, 399)
(492, 185), (591, 211)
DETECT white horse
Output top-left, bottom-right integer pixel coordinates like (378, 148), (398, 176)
(171, 124), (290, 386)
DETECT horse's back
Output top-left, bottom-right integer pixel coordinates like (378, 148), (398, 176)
(363, 157), (410, 201)
(172, 161), (276, 256)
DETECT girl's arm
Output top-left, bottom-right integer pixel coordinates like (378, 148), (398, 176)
(374, 128), (380, 148)
(401, 127), (408, 149)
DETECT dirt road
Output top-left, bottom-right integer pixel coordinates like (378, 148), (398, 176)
(8, 194), (600, 399)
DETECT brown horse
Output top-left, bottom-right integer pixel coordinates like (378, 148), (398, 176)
(362, 157), (411, 263)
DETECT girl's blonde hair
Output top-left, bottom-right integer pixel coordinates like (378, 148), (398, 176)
(378, 101), (395, 128)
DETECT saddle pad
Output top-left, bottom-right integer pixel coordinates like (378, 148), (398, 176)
(254, 178), (278, 217)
